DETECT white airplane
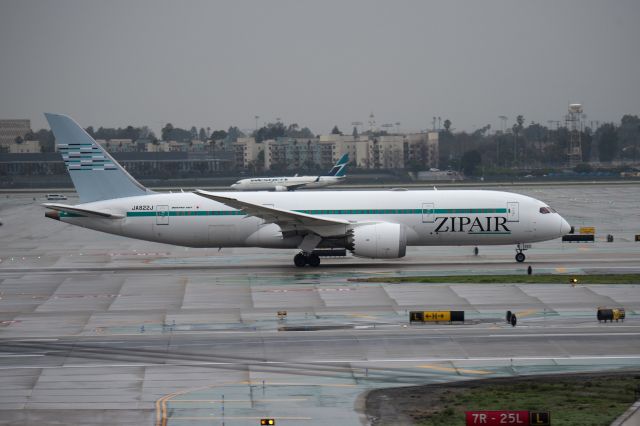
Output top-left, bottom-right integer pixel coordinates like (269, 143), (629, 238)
(231, 153), (349, 191)
(43, 113), (571, 267)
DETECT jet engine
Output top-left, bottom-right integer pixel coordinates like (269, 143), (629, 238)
(348, 223), (406, 258)
(274, 186), (288, 192)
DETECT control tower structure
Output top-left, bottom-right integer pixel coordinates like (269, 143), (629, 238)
(566, 103), (584, 167)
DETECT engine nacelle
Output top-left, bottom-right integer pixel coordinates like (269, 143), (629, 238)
(349, 223), (407, 258)
(274, 185), (288, 192)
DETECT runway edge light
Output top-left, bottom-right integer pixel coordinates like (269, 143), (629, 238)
(260, 419), (275, 425)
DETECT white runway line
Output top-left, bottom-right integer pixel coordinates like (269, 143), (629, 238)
(0, 354), (639, 370)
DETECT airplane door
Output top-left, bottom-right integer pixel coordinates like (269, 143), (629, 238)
(156, 205), (169, 225)
(507, 202), (519, 222)
(422, 203), (434, 223)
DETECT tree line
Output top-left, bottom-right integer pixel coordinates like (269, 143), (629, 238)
(439, 114), (640, 176)
(15, 115), (640, 175)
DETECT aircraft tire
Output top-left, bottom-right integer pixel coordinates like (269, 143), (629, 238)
(307, 253), (321, 267)
(294, 253), (307, 267)
(515, 252), (526, 263)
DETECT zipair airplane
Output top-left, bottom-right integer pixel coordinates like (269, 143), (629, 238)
(43, 113), (571, 267)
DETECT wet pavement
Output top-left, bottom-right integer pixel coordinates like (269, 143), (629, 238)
(0, 184), (639, 425)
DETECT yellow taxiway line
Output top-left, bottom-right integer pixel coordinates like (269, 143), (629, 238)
(417, 364), (491, 375)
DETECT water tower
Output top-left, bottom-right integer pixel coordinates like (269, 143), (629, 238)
(566, 103), (583, 167)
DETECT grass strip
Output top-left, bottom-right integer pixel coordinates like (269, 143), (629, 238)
(351, 274), (640, 284)
(366, 373), (640, 426)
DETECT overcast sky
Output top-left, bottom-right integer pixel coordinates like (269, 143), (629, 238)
(1, 0), (639, 135)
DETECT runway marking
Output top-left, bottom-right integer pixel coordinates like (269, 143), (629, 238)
(515, 308), (538, 318)
(0, 354), (45, 357)
(488, 332), (640, 338)
(160, 331), (640, 346)
(169, 417), (312, 421)
(157, 389), (184, 426)
(350, 314), (377, 319)
(417, 364), (490, 375)
(155, 381), (353, 426)
(170, 398), (308, 403)
(370, 355), (640, 362)
(4, 328), (640, 351)
(3, 355), (640, 372)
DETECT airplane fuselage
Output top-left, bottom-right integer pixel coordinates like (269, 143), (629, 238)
(43, 113), (570, 266)
(232, 176), (343, 191)
(56, 189), (568, 249)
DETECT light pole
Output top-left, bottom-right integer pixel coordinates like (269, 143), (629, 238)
(513, 128), (517, 167)
(498, 116), (508, 167)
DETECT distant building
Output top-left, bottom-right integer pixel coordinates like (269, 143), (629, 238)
(321, 132), (438, 170)
(233, 131), (439, 172)
(372, 135), (405, 169)
(167, 141), (187, 152)
(405, 132), (439, 170)
(146, 141), (170, 152)
(320, 134), (365, 168)
(234, 137), (265, 170)
(9, 140), (41, 154)
(0, 119), (31, 149)
(263, 137), (323, 171)
(188, 140), (208, 152)
(96, 139), (136, 152)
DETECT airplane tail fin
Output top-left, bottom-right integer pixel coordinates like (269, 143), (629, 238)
(45, 113), (151, 203)
(326, 153), (349, 177)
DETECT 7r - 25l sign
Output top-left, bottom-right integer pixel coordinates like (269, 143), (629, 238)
(466, 410), (550, 426)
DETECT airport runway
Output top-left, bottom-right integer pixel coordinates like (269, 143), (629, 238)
(1, 184), (639, 425)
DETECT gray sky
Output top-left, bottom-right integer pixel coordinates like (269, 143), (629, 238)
(1, 0), (639, 135)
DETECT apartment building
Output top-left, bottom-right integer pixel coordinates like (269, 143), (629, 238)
(0, 119), (31, 150)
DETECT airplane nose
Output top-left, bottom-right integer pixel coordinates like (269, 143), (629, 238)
(560, 217), (571, 235)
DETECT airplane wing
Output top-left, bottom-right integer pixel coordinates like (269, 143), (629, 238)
(278, 176), (322, 191)
(194, 190), (350, 237)
(280, 182), (309, 191)
(43, 203), (124, 219)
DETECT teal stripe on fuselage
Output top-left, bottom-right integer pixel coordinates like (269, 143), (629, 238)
(125, 208), (507, 217)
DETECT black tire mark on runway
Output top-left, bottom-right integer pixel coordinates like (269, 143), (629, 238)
(0, 340), (470, 386)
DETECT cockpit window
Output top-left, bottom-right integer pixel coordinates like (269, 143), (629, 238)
(539, 206), (556, 214)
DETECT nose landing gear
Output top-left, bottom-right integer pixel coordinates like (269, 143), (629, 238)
(293, 252), (321, 267)
(515, 243), (531, 262)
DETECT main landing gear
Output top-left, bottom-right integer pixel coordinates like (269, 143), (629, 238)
(515, 243), (531, 263)
(294, 252), (320, 267)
